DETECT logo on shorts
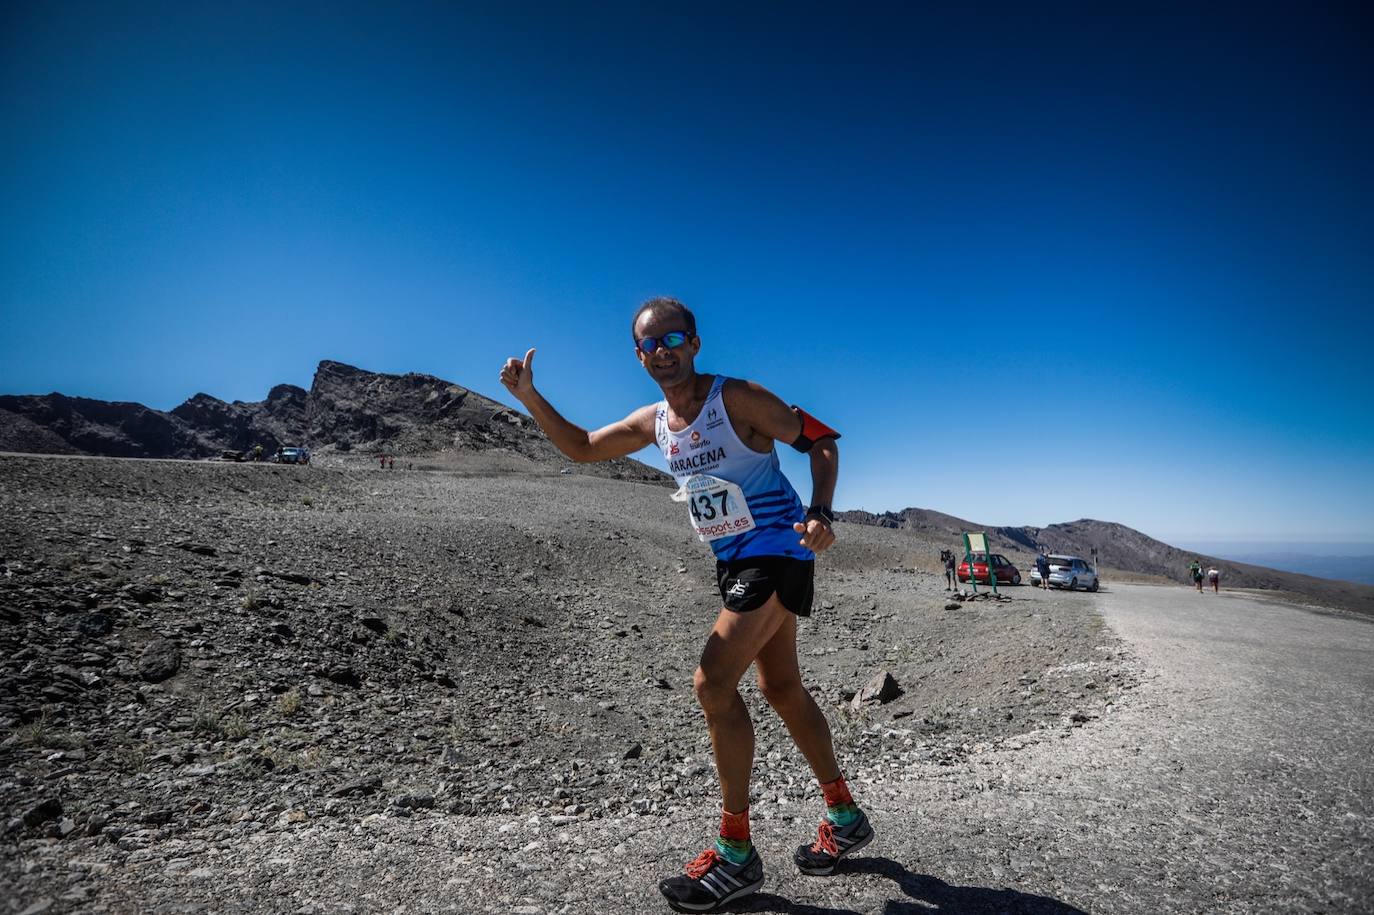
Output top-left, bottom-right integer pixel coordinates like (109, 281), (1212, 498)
(726, 580), (749, 597)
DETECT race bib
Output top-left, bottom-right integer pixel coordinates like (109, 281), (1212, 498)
(671, 474), (757, 542)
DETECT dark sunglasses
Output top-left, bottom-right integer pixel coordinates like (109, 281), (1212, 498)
(636, 331), (693, 354)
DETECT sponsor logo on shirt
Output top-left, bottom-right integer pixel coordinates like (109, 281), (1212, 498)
(688, 434), (712, 450)
(669, 447), (726, 474)
(706, 407), (724, 430)
(668, 441), (680, 456)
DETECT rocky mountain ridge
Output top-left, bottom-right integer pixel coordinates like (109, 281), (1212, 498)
(841, 507), (1374, 617)
(5, 367), (1369, 614)
(0, 361), (662, 481)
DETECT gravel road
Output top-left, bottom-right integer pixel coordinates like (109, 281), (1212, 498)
(57, 584), (1368, 915)
(858, 583), (1374, 915)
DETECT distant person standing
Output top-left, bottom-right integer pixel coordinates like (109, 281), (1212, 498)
(1036, 553), (1051, 590)
(1189, 559), (1203, 592)
(1207, 567), (1220, 593)
(941, 549), (956, 590)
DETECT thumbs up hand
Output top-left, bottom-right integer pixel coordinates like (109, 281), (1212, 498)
(499, 348), (537, 403)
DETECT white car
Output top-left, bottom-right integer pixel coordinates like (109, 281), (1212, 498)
(1031, 554), (1099, 591)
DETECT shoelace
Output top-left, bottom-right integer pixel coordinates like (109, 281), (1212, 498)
(810, 820), (839, 857)
(685, 847), (721, 879)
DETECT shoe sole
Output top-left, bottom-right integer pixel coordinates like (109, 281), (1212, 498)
(662, 875), (764, 913)
(795, 828), (875, 876)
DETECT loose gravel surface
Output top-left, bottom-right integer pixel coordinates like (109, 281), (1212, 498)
(2, 455), (1371, 914)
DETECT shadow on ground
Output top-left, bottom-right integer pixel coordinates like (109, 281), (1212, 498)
(735, 856), (1087, 915)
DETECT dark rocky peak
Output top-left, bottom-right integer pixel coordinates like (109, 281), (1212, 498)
(307, 360), (521, 454)
(1, 361), (664, 480)
(0, 392), (200, 459)
(169, 387), (307, 455)
(266, 383), (307, 406)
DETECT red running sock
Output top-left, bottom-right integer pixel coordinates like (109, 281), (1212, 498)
(820, 775), (859, 826)
(715, 807), (752, 864)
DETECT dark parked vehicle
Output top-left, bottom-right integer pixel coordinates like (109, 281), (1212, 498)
(219, 450), (246, 462)
(957, 552), (1022, 585)
(273, 447), (311, 465)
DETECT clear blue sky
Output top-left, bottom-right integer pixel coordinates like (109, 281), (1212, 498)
(3, 2), (1371, 542)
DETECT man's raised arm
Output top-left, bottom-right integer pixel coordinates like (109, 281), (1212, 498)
(498, 348), (655, 462)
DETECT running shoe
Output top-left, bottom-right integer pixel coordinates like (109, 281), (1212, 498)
(793, 810), (875, 875)
(658, 846), (764, 912)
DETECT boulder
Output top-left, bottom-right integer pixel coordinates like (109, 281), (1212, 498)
(851, 669), (902, 708)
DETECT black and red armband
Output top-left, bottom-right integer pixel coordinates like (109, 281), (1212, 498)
(790, 406), (841, 453)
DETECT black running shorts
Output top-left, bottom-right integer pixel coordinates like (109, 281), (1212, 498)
(716, 556), (815, 616)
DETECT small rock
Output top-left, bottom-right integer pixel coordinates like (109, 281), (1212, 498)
(323, 666), (361, 688)
(138, 639), (181, 682)
(22, 797), (63, 828)
(330, 777), (381, 798)
(622, 744), (643, 760)
(72, 613), (114, 638)
(851, 670), (902, 708)
(392, 794), (435, 810)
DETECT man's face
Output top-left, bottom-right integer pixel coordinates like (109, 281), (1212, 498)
(633, 310), (700, 388)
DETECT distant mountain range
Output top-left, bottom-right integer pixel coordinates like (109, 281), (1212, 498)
(1211, 553), (1374, 587)
(839, 507), (1374, 617)
(0, 360), (663, 482)
(4, 362), (1372, 617)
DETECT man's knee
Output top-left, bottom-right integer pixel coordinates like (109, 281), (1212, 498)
(693, 665), (737, 714)
(757, 674), (809, 714)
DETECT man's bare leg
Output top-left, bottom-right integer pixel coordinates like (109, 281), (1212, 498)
(694, 596), (792, 812)
(754, 611), (840, 782)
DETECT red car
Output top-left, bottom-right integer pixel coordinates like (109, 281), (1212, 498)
(957, 553), (1022, 585)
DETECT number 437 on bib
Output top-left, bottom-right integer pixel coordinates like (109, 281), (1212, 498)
(671, 474), (757, 542)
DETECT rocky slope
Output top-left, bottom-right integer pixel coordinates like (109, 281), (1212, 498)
(0, 453), (1127, 912)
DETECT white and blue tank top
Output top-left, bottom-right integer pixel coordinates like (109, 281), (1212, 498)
(655, 375), (812, 562)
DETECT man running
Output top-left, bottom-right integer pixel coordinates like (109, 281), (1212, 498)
(499, 297), (872, 912)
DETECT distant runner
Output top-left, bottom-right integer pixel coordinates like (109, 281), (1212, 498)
(1190, 559), (1204, 592)
(499, 297), (872, 912)
(1208, 567), (1220, 593)
(1036, 552), (1051, 590)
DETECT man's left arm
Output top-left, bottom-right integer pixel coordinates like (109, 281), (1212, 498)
(725, 381), (841, 554)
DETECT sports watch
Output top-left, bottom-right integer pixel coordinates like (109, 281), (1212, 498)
(805, 504), (836, 526)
